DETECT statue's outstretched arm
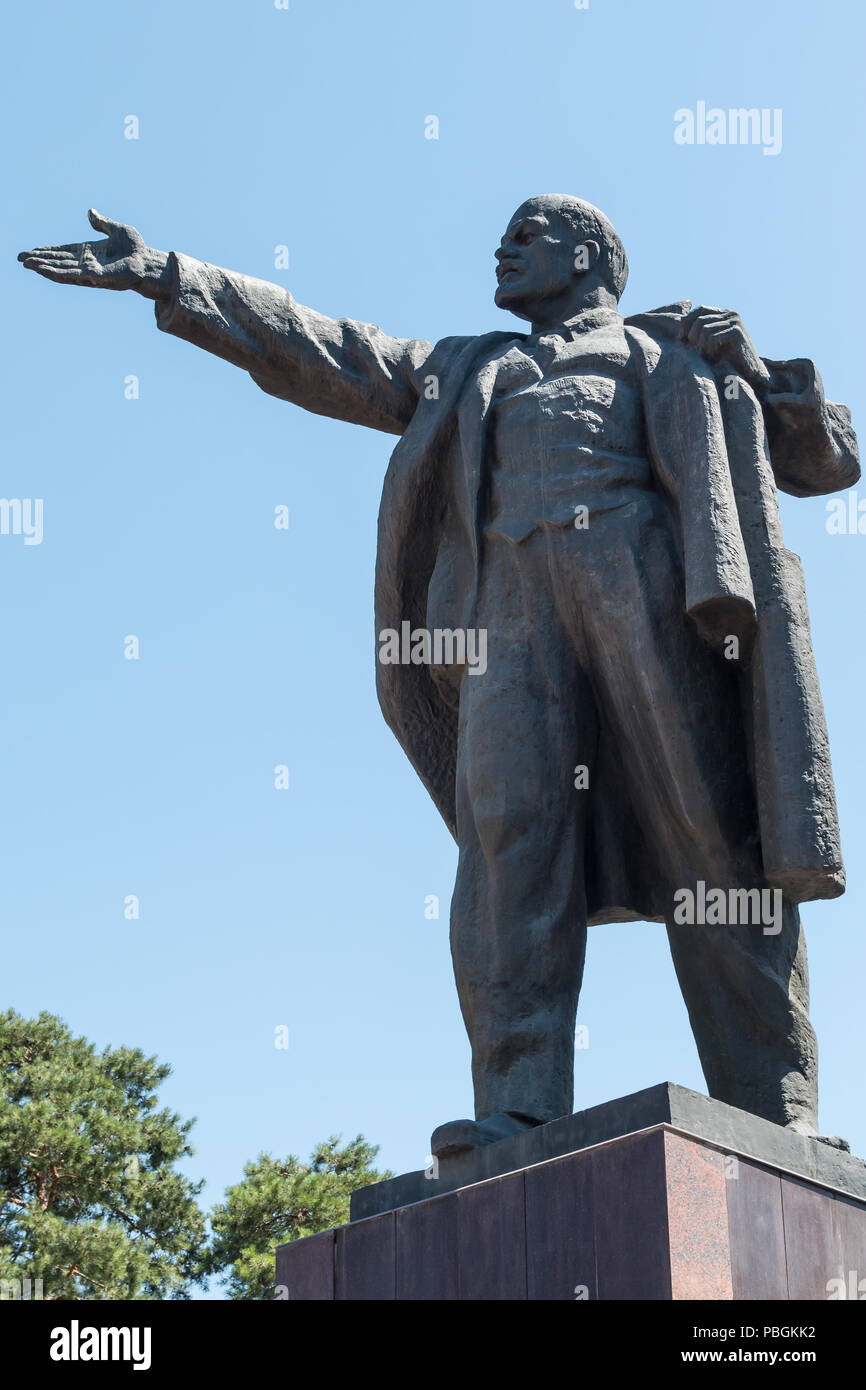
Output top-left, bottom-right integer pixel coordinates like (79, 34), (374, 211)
(19, 210), (433, 437)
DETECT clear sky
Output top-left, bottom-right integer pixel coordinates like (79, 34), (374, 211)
(3, 0), (865, 1292)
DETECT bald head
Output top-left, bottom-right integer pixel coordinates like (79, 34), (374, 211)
(494, 195), (628, 327)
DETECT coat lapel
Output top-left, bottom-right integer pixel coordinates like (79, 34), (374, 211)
(455, 338), (525, 588)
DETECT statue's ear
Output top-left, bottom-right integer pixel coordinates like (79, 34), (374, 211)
(572, 239), (600, 274)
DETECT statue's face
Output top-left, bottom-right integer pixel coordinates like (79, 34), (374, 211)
(494, 200), (578, 320)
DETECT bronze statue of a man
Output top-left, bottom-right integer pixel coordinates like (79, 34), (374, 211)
(20, 196), (859, 1152)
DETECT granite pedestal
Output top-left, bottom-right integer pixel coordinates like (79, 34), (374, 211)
(275, 1084), (866, 1301)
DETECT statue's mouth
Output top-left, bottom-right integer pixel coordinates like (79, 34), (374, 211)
(496, 265), (523, 285)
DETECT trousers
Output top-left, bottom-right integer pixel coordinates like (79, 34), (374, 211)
(450, 486), (818, 1130)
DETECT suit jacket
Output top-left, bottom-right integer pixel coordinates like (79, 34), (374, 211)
(156, 255), (860, 918)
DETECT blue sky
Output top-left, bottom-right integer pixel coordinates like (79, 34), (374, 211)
(3, 0), (865, 1290)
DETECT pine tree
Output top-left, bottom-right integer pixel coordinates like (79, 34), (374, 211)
(0, 1009), (208, 1300)
(209, 1136), (391, 1299)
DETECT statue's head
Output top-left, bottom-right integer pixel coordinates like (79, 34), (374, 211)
(494, 195), (628, 324)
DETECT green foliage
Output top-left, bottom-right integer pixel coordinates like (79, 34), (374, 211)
(209, 1136), (392, 1299)
(0, 1009), (208, 1300)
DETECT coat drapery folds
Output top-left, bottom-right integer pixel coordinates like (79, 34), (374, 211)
(372, 304), (859, 921)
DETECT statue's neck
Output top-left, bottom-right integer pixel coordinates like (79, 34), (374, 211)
(530, 285), (618, 334)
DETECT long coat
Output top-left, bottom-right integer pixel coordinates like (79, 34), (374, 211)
(155, 258), (860, 919)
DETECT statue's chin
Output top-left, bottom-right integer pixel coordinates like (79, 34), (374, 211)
(494, 287), (532, 321)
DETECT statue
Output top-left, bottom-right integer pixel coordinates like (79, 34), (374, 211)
(19, 197), (859, 1154)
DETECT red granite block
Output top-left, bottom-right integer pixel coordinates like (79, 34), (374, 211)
(335, 1211), (395, 1300)
(525, 1149), (596, 1301)
(396, 1193), (459, 1300)
(457, 1172), (527, 1300)
(593, 1129), (672, 1299)
(725, 1157), (788, 1300)
(275, 1230), (334, 1301)
(834, 1194), (866, 1299)
(781, 1177), (846, 1301)
(663, 1131), (733, 1300)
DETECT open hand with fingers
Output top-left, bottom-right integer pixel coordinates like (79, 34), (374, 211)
(18, 209), (171, 299)
(680, 304), (771, 390)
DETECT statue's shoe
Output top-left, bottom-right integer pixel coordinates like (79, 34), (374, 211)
(787, 1125), (851, 1152)
(813, 1134), (851, 1152)
(430, 1111), (542, 1159)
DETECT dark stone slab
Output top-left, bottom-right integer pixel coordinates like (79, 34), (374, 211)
(351, 1082), (866, 1220)
(334, 1211), (395, 1301)
(781, 1177), (847, 1301)
(525, 1149), (595, 1301)
(275, 1230), (334, 1301)
(726, 1158), (788, 1300)
(456, 1172), (527, 1300)
(353, 1081), (675, 1219)
(836, 1192), (866, 1298)
(396, 1193), (458, 1300)
(593, 1129), (672, 1300)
